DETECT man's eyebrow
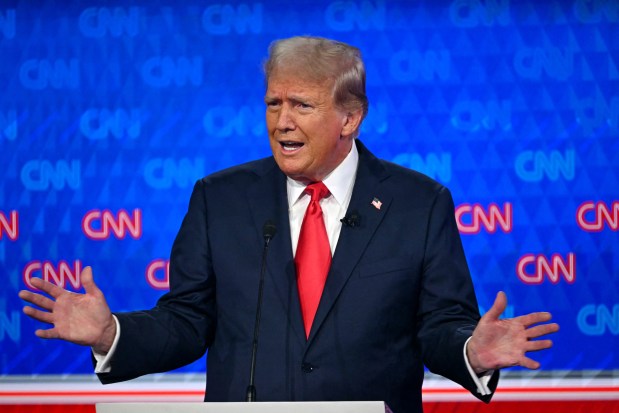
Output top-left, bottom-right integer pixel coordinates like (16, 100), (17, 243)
(288, 94), (315, 104)
(264, 94), (315, 105)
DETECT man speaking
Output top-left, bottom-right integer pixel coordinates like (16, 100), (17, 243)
(20, 36), (558, 413)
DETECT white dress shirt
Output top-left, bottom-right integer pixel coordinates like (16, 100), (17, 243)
(287, 140), (359, 257)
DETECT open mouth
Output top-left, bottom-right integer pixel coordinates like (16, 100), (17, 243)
(280, 141), (304, 152)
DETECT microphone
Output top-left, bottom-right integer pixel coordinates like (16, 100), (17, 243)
(340, 211), (361, 228)
(246, 220), (276, 402)
(263, 221), (276, 241)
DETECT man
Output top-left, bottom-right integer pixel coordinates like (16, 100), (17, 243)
(19, 36), (558, 413)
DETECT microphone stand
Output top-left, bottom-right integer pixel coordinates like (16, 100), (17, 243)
(246, 221), (276, 402)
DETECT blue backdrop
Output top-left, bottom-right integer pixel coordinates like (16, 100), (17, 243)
(1, 0), (618, 380)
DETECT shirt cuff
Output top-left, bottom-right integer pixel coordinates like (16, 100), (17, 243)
(463, 336), (494, 396)
(93, 315), (120, 374)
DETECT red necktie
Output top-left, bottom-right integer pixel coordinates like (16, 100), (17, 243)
(295, 181), (331, 339)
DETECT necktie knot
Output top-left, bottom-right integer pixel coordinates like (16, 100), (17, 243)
(306, 181), (329, 202)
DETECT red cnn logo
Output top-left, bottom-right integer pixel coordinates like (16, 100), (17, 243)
(82, 209), (142, 240)
(456, 203), (512, 234)
(0, 210), (18, 240)
(146, 259), (169, 290)
(576, 201), (619, 232)
(516, 253), (576, 285)
(23, 260), (83, 290)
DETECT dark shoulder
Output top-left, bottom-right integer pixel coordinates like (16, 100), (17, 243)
(374, 158), (457, 217)
(198, 156), (277, 188)
(356, 139), (447, 200)
(379, 157), (448, 198)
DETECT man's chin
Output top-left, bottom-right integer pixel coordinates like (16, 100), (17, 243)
(284, 171), (313, 184)
(277, 164), (315, 184)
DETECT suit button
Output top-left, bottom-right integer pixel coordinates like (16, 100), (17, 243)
(301, 363), (315, 373)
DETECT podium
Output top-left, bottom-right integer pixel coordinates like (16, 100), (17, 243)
(96, 402), (386, 413)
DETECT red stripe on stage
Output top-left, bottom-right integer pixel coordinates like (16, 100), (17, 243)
(423, 386), (619, 394)
(0, 401), (618, 413)
(0, 406), (95, 413)
(424, 401), (619, 413)
(0, 391), (204, 397)
(1, 386), (617, 397)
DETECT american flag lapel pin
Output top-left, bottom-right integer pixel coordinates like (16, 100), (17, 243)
(371, 197), (382, 210)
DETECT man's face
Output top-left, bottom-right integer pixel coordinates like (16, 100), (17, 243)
(265, 71), (358, 183)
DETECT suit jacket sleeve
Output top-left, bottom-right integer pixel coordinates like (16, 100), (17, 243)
(97, 179), (217, 384)
(415, 185), (498, 402)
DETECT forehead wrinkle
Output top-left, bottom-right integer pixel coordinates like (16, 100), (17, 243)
(266, 84), (330, 107)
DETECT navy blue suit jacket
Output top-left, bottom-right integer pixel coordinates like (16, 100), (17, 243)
(98, 140), (497, 413)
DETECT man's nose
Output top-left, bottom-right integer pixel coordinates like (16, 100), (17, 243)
(276, 104), (295, 131)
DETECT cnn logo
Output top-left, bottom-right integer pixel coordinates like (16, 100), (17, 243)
(516, 253), (576, 285)
(82, 209), (142, 240)
(23, 260), (83, 290)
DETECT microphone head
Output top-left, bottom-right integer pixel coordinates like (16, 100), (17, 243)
(340, 211), (361, 227)
(263, 220), (277, 240)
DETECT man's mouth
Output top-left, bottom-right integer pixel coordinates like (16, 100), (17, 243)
(280, 141), (304, 152)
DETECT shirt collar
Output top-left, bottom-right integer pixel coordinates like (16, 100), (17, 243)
(287, 141), (359, 207)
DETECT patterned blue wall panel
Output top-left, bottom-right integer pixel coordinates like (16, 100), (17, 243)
(0, 1), (617, 377)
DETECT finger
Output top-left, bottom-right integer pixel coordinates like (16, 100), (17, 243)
(518, 356), (541, 370)
(526, 323), (560, 339)
(525, 339), (553, 352)
(29, 277), (67, 299)
(513, 311), (553, 327)
(18, 290), (55, 311)
(23, 306), (54, 324)
(35, 328), (60, 340)
(81, 266), (101, 296)
(483, 291), (507, 321)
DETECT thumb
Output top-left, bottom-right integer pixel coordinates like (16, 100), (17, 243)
(483, 291), (507, 321)
(81, 266), (101, 295)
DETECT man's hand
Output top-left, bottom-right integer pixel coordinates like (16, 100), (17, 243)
(18, 266), (116, 355)
(467, 291), (559, 374)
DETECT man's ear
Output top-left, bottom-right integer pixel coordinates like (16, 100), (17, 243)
(341, 110), (363, 138)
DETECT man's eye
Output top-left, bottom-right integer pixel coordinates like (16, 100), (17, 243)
(297, 102), (311, 109)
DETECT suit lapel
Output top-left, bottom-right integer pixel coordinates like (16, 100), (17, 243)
(247, 160), (306, 345)
(307, 141), (392, 343)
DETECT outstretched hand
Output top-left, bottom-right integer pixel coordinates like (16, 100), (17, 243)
(18, 266), (116, 354)
(467, 291), (559, 374)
